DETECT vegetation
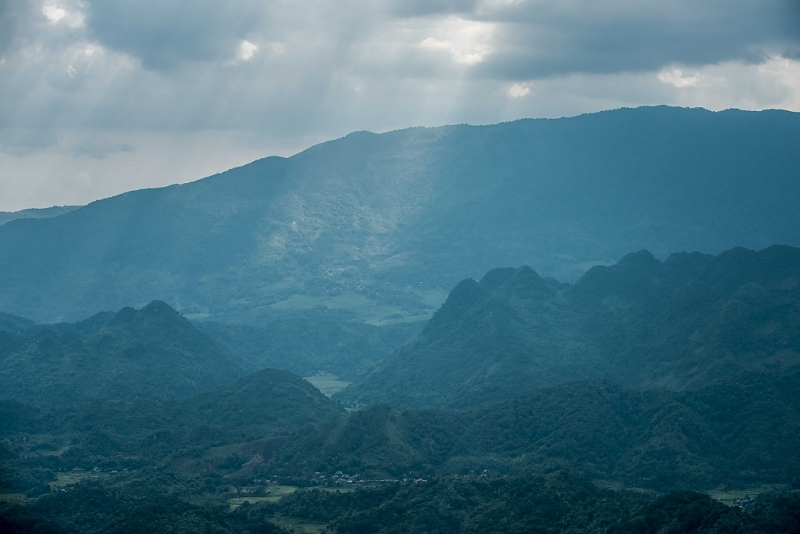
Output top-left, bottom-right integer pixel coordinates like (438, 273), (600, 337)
(0, 301), (254, 408)
(1, 108), (799, 324)
(340, 246), (800, 408)
(196, 316), (423, 380)
(2, 335), (799, 531)
(274, 373), (800, 490)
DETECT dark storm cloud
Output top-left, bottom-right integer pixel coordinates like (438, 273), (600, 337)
(69, 0), (800, 78)
(84, 0), (267, 69)
(464, 0), (800, 79)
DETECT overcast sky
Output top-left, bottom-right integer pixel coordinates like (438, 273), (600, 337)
(1, 0), (799, 211)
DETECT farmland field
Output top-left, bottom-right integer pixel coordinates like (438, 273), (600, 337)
(305, 375), (352, 396)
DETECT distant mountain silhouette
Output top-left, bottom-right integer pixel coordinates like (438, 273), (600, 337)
(0, 301), (254, 407)
(0, 205), (79, 227)
(339, 246), (800, 408)
(0, 107), (798, 323)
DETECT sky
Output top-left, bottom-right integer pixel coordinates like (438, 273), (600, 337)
(1, 0), (799, 211)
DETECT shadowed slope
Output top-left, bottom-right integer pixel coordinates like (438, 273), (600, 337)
(340, 246), (800, 408)
(0, 301), (254, 407)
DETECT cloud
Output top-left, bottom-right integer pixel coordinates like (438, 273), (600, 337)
(71, 138), (135, 159)
(84, 0), (268, 69)
(1, 0), (800, 210)
(508, 82), (529, 97)
(42, 1), (84, 28)
(0, 129), (59, 156)
(419, 18), (494, 65)
(658, 68), (699, 88)
(468, 0), (800, 80)
(237, 40), (258, 62)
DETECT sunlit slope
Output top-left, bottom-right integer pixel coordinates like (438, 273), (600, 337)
(1, 106), (798, 322)
(0, 301), (254, 407)
(339, 245), (800, 408)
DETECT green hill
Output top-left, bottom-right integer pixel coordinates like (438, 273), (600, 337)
(275, 373), (800, 490)
(0, 368), (344, 491)
(195, 317), (424, 379)
(1, 108), (799, 324)
(180, 368), (344, 434)
(339, 246), (800, 408)
(0, 301), (254, 408)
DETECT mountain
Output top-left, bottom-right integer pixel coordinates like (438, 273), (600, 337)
(276, 373), (800, 490)
(0, 368), (344, 493)
(339, 245), (800, 408)
(0, 205), (80, 227)
(0, 312), (40, 337)
(195, 317), (424, 379)
(179, 368), (344, 433)
(1, 107), (799, 323)
(0, 301), (254, 407)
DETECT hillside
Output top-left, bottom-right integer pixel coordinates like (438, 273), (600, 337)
(0, 368), (344, 496)
(0, 301), (254, 407)
(179, 368), (344, 434)
(195, 317), (424, 379)
(0, 107), (799, 323)
(339, 246), (800, 408)
(2, 372), (797, 530)
(276, 373), (800, 490)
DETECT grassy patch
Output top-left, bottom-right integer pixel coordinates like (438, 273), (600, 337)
(0, 493), (27, 503)
(304, 375), (352, 397)
(229, 485), (299, 509)
(706, 485), (788, 506)
(49, 472), (90, 488)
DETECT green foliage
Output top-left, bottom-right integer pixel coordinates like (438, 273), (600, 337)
(0, 368), (343, 494)
(196, 317), (423, 379)
(341, 246), (800, 408)
(275, 374), (800, 490)
(0, 480), (288, 534)
(0, 301), (254, 408)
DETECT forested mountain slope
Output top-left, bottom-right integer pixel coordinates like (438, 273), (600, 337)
(0, 301), (253, 407)
(195, 317), (423, 379)
(281, 373), (800, 490)
(340, 245), (800, 408)
(0, 107), (798, 323)
(0, 368), (344, 496)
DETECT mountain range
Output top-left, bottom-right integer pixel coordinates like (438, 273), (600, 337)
(339, 245), (800, 408)
(0, 107), (798, 324)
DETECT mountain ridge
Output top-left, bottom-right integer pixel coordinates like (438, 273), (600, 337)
(339, 245), (800, 408)
(1, 106), (799, 322)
